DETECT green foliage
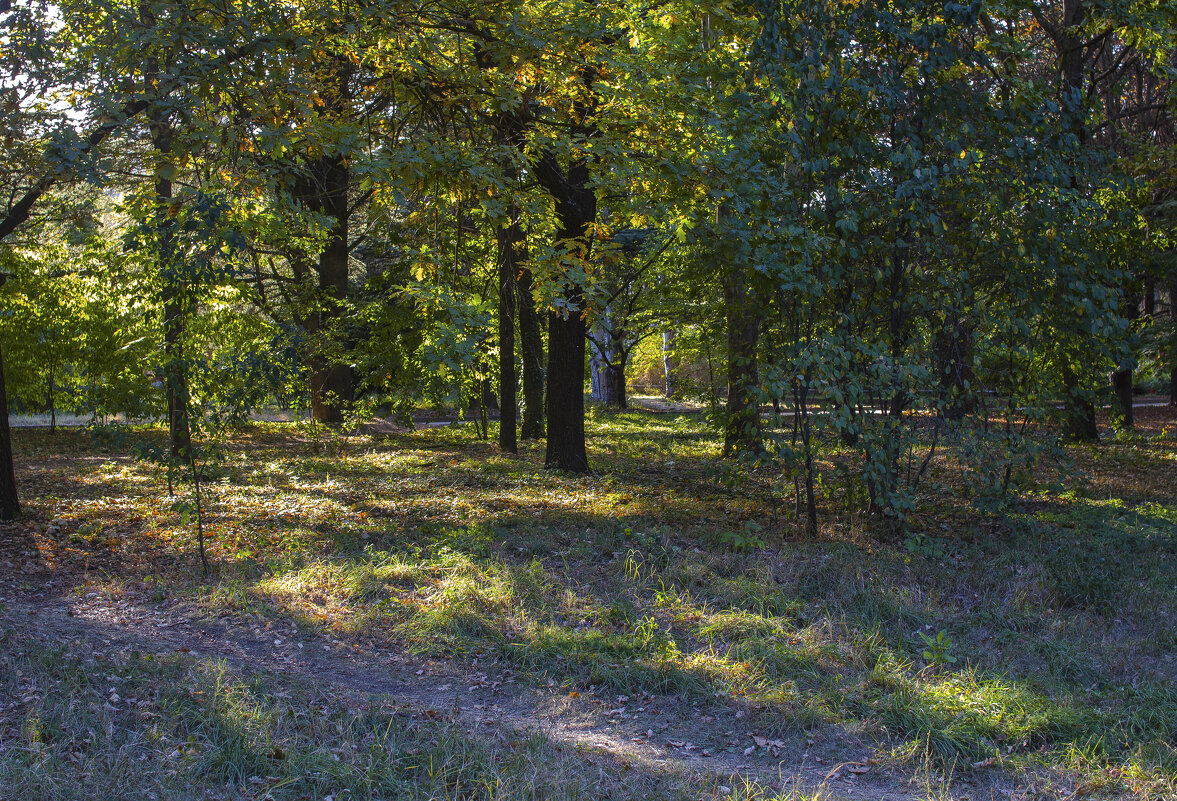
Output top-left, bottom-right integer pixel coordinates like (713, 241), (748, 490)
(918, 630), (959, 667)
(711, 520), (768, 553)
(903, 533), (947, 560)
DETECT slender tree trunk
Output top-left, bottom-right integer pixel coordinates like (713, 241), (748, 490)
(663, 331), (676, 399)
(589, 327), (605, 401)
(517, 264), (545, 439)
(47, 364), (56, 434)
(723, 261), (761, 456)
(1062, 365), (1100, 441)
(310, 154), (352, 424)
(1058, 0), (1099, 440)
(1112, 292), (1139, 428)
(1170, 279), (1176, 406)
(0, 335), (19, 520)
(149, 114), (192, 461)
(799, 382), (817, 538)
(497, 206), (521, 453)
(936, 316), (976, 421)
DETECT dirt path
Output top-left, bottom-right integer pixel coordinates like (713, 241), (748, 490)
(0, 588), (968, 801)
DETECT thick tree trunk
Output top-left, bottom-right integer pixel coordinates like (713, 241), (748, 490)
(0, 335), (19, 520)
(517, 264), (545, 439)
(1112, 368), (1134, 428)
(590, 305), (627, 410)
(663, 331), (677, 399)
(602, 361), (627, 409)
(723, 262), (761, 456)
(545, 307), (588, 471)
(497, 209), (521, 453)
(310, 154), (352, 424)
(534, 149), (594, 472)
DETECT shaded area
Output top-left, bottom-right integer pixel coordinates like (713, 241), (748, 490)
(3, 407), (1177, 799)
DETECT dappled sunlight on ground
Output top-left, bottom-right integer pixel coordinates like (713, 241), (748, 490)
(3, 406), (1177, 799)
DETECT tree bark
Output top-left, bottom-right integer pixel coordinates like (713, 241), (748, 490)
(517, 266), (545, 438)
(545, 305), (589, 472)
(1057, 0), (1100, 440)
(149, 112), (193, 461)
(497, 208), (521, 453)
(47, 364), (56, 434)
(1170, 279), (1176, 406)
(534, 146), (595, 472)
(602, 361), (627, 409)
(663, 331), (676, 399)
(309, 154), (352, 424)
(589, 324), (605, 401)
(723, 258), (761, 456)
(0, 333), (19, 520)
(1112, 291), (1139, 428)
(1062, 365), (1100, 441)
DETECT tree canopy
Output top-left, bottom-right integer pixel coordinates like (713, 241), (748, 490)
(0, 0), (1174, 527)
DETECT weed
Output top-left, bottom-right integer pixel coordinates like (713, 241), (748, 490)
(918, 630), (958, 667)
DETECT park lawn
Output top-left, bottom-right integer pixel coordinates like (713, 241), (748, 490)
(0, 623), (741, 801)
(4, 406), (1177, 799)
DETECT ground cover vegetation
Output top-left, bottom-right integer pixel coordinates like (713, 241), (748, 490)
(1, 0), (1176, 799)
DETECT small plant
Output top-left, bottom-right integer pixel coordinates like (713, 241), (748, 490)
(904, 532), (947, 559)
(87, 421), (129, 451)
(713, 520), (767, 552)
(919, 629), (958, 667)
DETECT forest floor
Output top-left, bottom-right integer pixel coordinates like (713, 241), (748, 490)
(1, 405), (1175, 800)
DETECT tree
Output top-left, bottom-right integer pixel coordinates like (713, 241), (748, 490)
(587, 229), (670, 409)
(0, 273), (16, 520)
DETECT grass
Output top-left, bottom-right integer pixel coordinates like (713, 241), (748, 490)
(0, 626), (762, 801)
(6, 405), (1177, 798)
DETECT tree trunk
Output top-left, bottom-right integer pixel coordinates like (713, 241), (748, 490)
(149, 113), (192, 461)
(497, 208), (521, 453)
(0, 335), (19, 520)
(1057, 0), (1100, 440)
(545, 305), (589, 472)
(534, 146), (594, 472)
(936, 316), (976, 421)
(1112, 368), (1134, 428)
(1112, 292), (1139, 429)
(517, 264), (545, 439)
(310, 154), (352, 424)
(47, 364), (56, 434)
(1062, 365), (1100, 442)
(663, 331), (676, 399)
(1170, 279), (1176, 406)
(602, 360), (627, 409)
(589, 327), (605, 401)
(723, 260), (761, 456)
